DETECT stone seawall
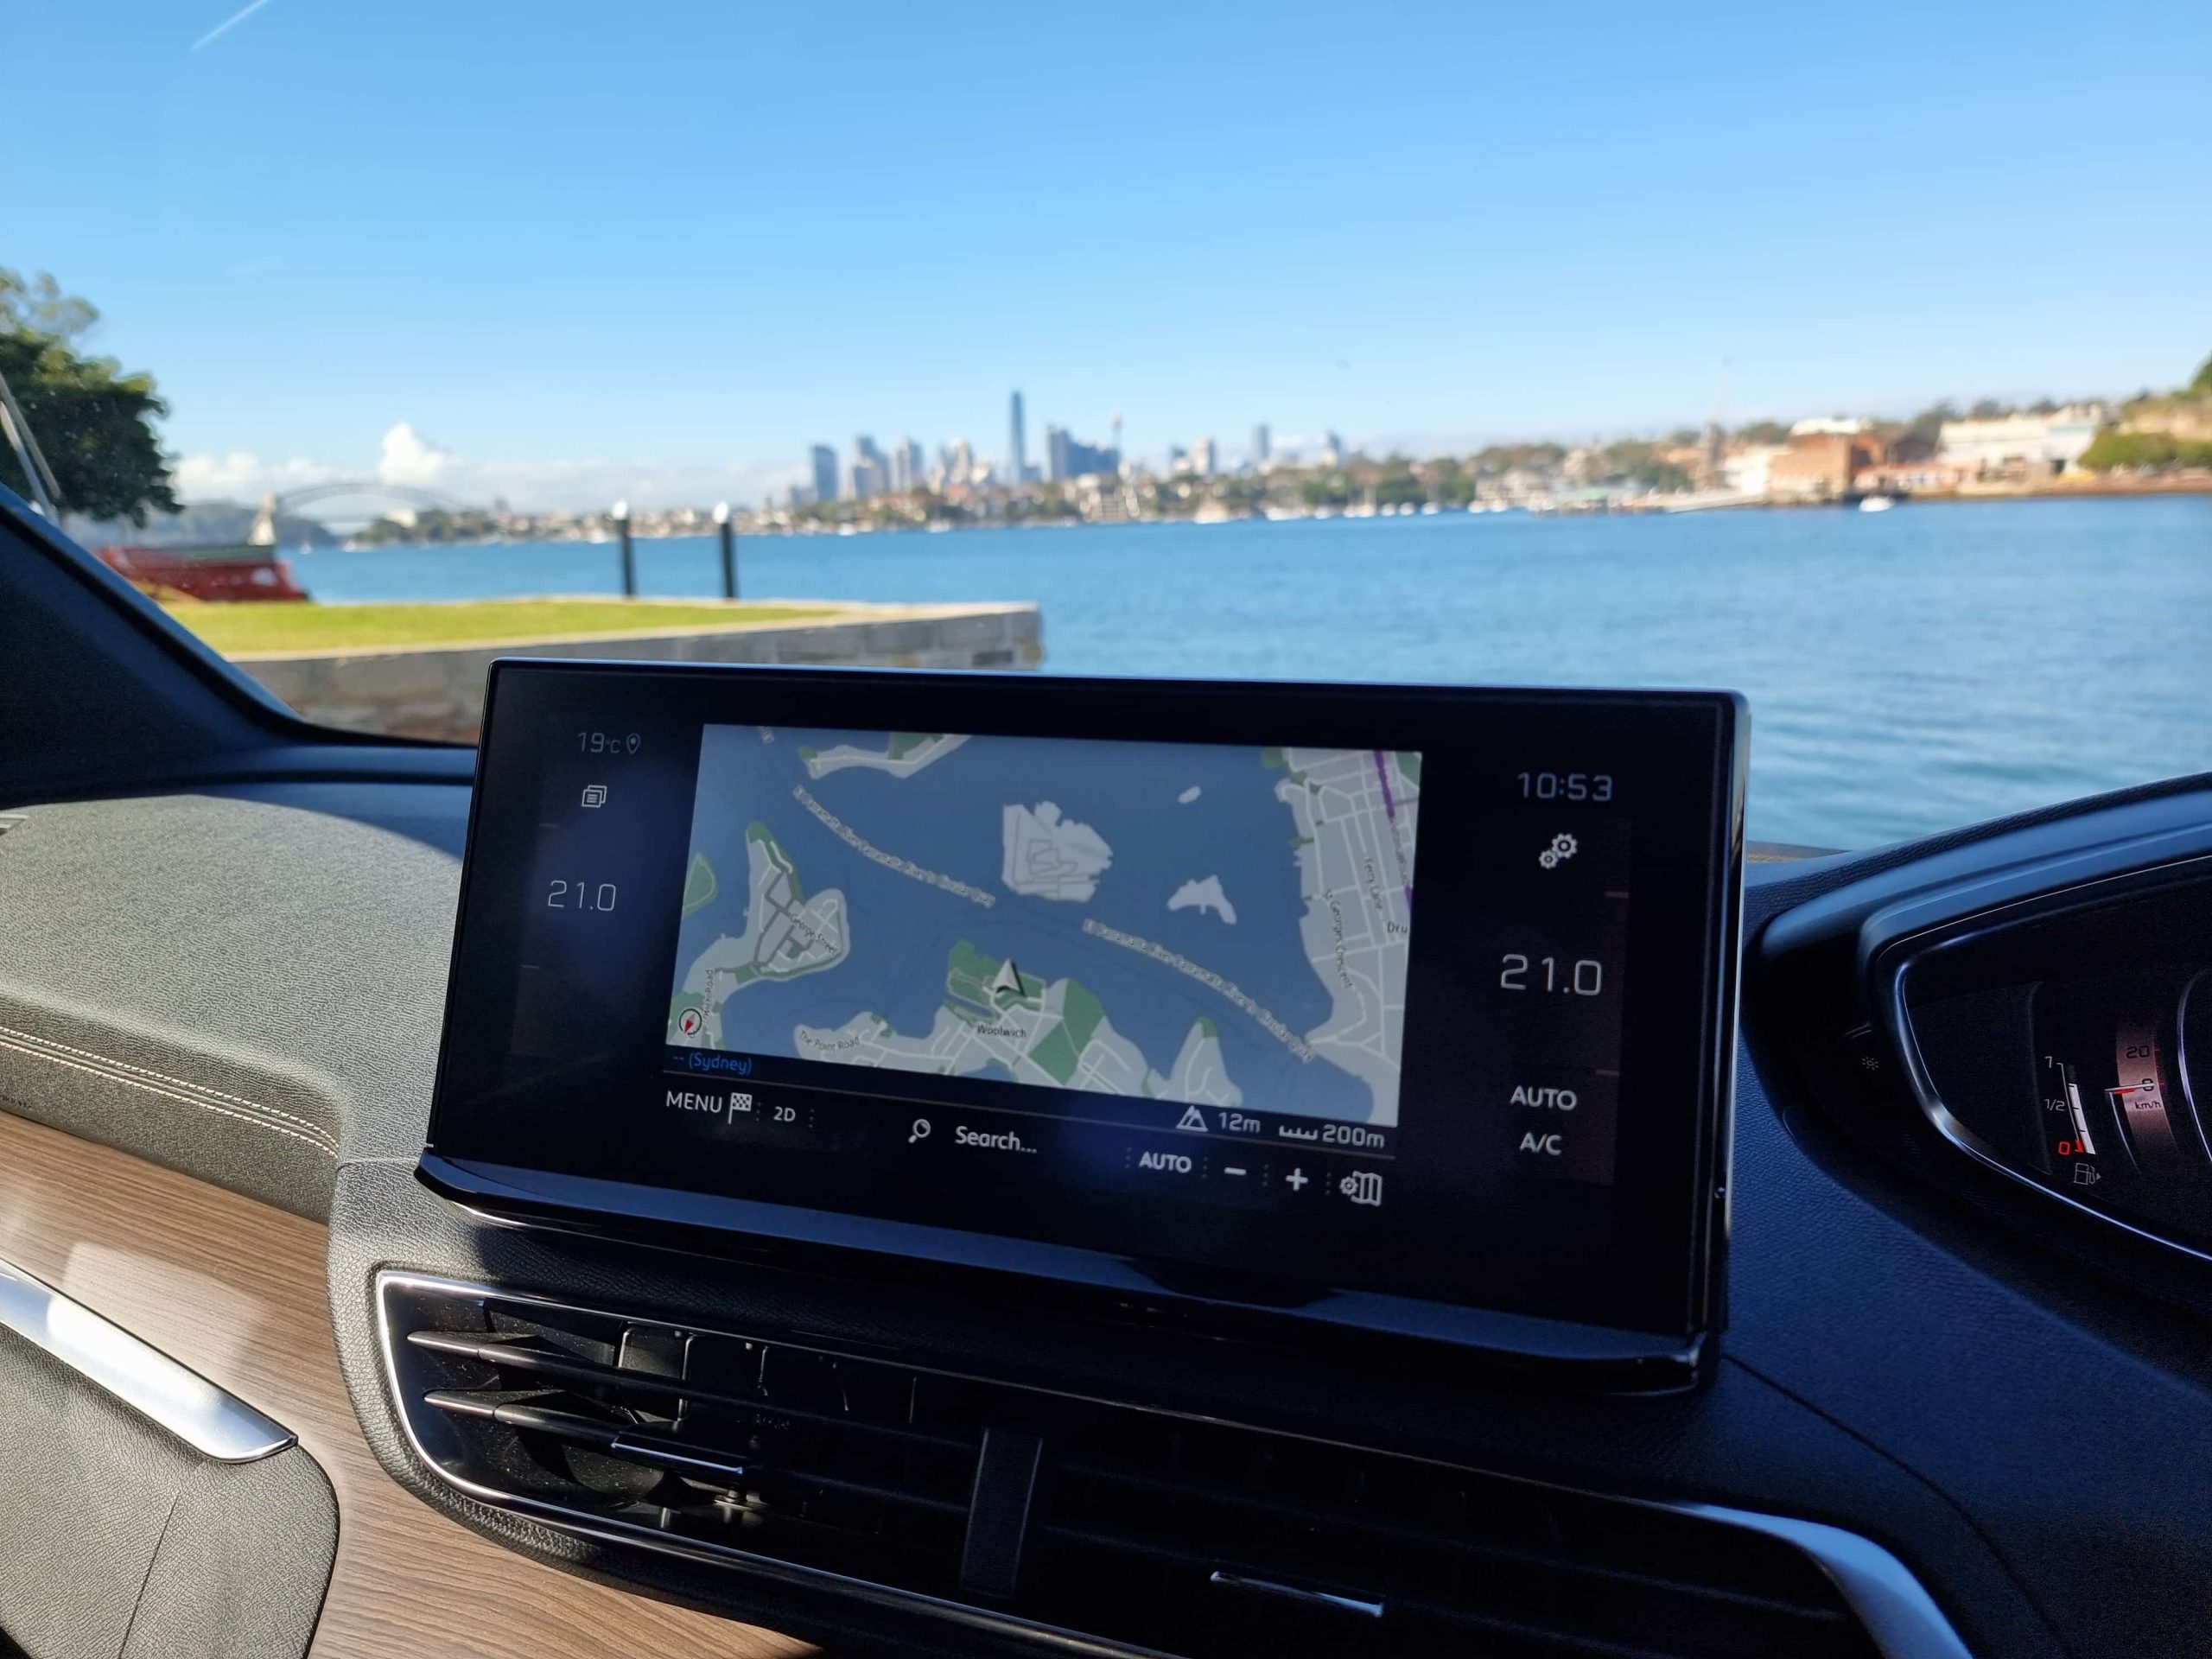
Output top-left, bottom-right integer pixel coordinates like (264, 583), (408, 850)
(234, 600), (1042, 740)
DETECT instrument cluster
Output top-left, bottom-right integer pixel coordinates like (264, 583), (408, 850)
(1903, 866), (2212, 1260)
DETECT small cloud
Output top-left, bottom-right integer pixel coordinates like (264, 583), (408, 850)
(377, 422), (457, 488)
(172, 424), (803, 516)
(171, 450), (339, 500)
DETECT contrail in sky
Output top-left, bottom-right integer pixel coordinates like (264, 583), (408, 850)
(191, 0), (278, 52)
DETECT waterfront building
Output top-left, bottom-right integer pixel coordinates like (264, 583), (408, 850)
(1789, 416), (1869, 438)
(1075, 475), (1134, 521)
(1854, 456), (1970, 495)
(809, 444), (838, 505)
(1768, 432), (1886, 501)
(1938, 405), (2107, 478)
(1720, 443), (1788, 497)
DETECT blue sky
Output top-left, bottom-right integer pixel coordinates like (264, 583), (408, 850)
(6, 0), (2209, 509)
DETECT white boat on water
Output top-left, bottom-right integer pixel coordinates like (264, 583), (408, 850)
(1859, 495), (1896, 512)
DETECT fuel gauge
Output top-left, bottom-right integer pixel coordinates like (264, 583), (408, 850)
(2040, 1052), (2112, 1195)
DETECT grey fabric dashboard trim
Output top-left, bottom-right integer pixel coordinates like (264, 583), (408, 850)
(0, 1022), (340, 1157)
(0, 787), (466, 1218)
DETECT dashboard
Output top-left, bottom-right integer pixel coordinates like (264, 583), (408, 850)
(8, 512), (2212, 1659)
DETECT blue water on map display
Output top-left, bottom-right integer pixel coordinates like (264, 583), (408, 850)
(670, 724), (1389, 1122)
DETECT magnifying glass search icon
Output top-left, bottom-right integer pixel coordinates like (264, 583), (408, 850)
(908, 1119), (931, 1145)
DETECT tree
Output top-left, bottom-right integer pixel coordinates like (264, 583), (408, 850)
(1300, 470), (1353, 508)
(2192, 352), (2212, 397)
(1906, 402), (1959, 446)
(1732, 421), (1789, 447)
(2079, 429), (2212, 472)
(0, 270), (179, 524)
(1374, 457), (1426, 508)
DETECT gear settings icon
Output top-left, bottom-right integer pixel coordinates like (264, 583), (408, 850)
(1537, 831), (1580, 870)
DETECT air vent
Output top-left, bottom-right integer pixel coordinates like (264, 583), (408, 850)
(1023, 1410), (1874, 1658)
(380, 1275), (1942, 1658)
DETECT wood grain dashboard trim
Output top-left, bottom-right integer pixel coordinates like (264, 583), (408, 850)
(0, 1109), (810, 1659)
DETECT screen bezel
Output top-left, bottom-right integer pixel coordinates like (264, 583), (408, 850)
(423, 660), (1744, 1362)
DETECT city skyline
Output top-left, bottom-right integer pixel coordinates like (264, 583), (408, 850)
(133, 358), (2209, 519)
(10, 1), (2206, 514)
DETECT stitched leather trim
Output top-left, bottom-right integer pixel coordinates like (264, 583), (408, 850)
(0, 1027), (339, 1158)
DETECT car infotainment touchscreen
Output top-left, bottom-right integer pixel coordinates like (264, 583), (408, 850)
(425, 663), (1744, 1350)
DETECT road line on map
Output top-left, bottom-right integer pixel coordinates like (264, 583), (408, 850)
(1079, 918), (1314, 1063)
(791, 784), (996, 907)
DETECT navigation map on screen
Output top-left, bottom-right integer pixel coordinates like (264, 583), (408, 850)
(665, 724), (1421, 1125)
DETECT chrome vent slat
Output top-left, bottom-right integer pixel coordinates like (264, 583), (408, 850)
(379, 1274), (1950, 1659)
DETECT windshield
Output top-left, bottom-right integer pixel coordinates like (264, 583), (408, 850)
(4, 2), (2208, 849)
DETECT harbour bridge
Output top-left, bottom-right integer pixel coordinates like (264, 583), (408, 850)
(249, 482), (466, 544)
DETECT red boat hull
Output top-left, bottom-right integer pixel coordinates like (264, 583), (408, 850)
(96, 546), (310, 602)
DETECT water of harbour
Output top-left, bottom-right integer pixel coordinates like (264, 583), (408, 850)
(287, 497), (2212, 849)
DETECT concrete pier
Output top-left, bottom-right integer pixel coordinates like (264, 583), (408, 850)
(232, 598), (1042, 740)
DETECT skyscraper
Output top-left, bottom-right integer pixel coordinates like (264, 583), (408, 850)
(1008, 391), (1027, 485)
(809, 444), (838, 504)
(890, 437), (921, 493)
(1192, 435), (1217, 477)
(850, 435), (887, 499)
(939, 438), (975, 490)
(1322, 430), (1345, 466)
(902, 438), (925, 491)
(1251, 423), (1271, 467)
(1046, 424), (1121, 482)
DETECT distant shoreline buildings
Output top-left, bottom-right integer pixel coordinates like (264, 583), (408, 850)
(705, 388), (2202, 539)
(316, 360), (2212, 545)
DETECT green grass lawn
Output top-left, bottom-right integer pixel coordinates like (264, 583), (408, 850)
(162, 597), (836, 654)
